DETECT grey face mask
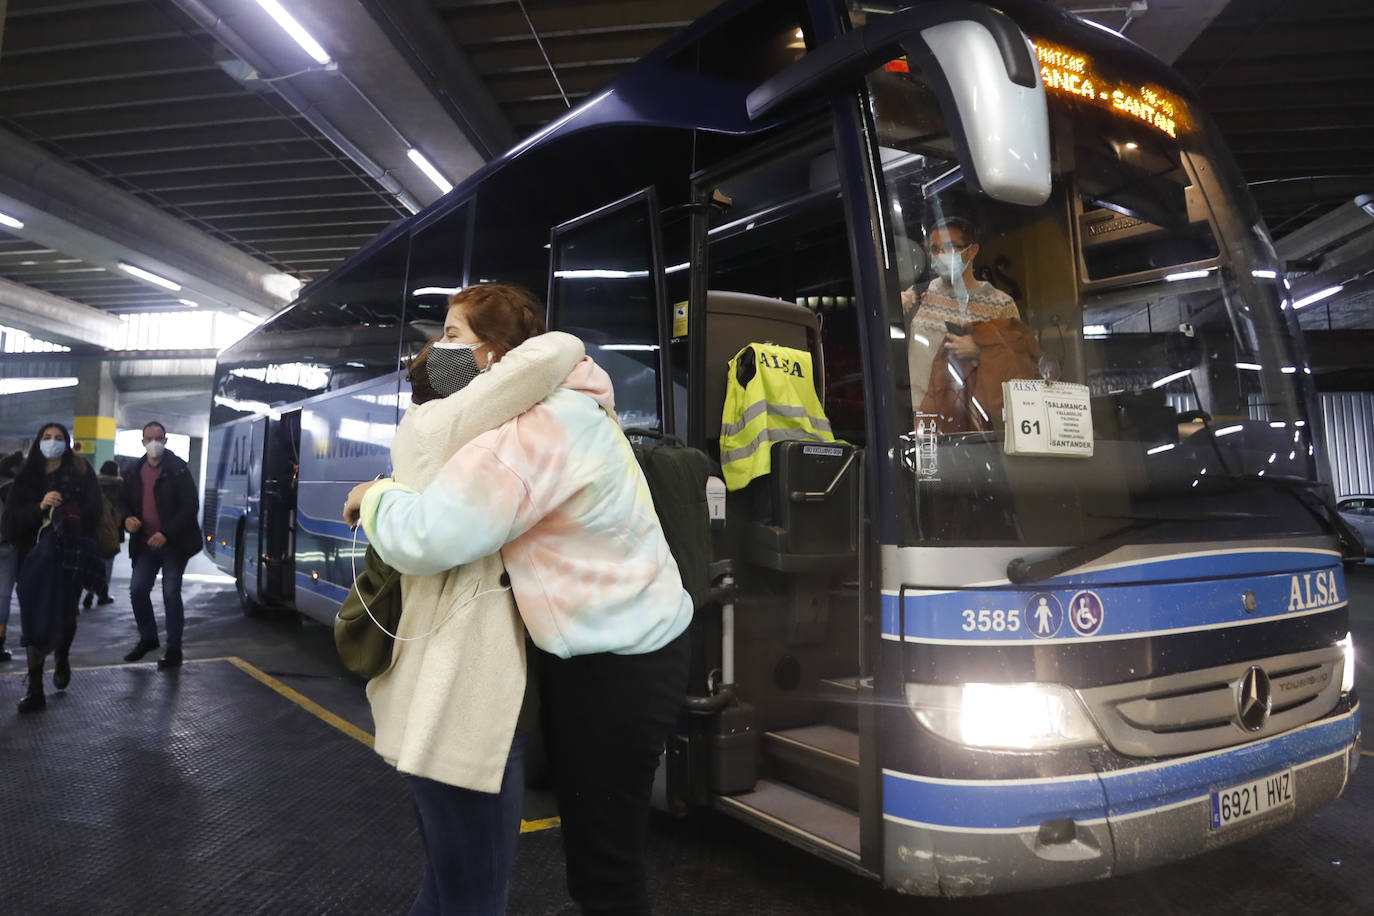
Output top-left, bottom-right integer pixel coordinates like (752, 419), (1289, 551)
(425, 342), (484, 397)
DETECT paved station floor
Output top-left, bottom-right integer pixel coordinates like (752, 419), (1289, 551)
(1, 555), (1371, 915)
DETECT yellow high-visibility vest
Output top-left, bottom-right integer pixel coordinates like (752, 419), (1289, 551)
(720, 342), (835, 490)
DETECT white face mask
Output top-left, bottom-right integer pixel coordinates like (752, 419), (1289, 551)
(930, 251), (968, 280)
(39, 438), (66, 460)
(145, 440), (166, 459)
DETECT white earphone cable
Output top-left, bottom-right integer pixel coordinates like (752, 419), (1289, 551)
(349, 524), (509, 642)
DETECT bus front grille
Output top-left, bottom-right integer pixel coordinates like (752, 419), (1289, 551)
(1077, 644), (1345, 757)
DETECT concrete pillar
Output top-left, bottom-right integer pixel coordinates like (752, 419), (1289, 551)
(72, 360), (118, 470)
(187, 435), (204, 494)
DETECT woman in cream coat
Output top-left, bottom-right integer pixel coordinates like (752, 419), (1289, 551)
(355, 319), (583, 916)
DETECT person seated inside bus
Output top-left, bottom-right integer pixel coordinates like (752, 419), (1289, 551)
(901, 216), (1042, 433)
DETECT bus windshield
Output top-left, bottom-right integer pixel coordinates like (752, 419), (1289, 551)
(861, 30), (1323, 555)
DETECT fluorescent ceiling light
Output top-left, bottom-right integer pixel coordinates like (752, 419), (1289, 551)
(1214, 424), (1244, 437)
(407, 148), (453, 194)
(1083, 324), (1108, 337)
(178, 298), (199, 308)
(599, 344), (659, 352)
(1151, 369), (1191, 389)
(1146, 443), (1175, 455)
(254, 0), (331, 65)
(554, 269), (649, 279)
(412, 287), (462, 297)
(0, 211), (23, 230)
(1235, 362), (1263, 371)
(1292, 285), (1343, 310)
(0, 377), (79, 395)
(1280, 366), (1298, 374)
(1250, 269), (1278, 279)
(118, 262), (181, 291)
(1164, 269), (1213, 282)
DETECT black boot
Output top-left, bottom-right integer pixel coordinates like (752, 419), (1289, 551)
(54, 652), (71, 690)
(0, 632), (10, 663)
(18, 667), (45, 714)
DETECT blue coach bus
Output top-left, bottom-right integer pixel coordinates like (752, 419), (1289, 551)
(203, 0), (1362, 896)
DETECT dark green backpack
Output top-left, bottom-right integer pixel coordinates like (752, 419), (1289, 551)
(624, 429), (712, 609)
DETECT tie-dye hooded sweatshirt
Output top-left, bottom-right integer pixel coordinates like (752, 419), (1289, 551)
(360, 356), (693, 658)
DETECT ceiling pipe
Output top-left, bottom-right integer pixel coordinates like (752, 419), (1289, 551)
(1248, 176), (1374, 207)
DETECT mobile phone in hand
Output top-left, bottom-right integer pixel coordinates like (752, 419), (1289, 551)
(945, 320), (969, 335)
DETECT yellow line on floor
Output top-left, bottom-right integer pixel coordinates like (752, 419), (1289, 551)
(224, 656), (560, 833)
(226, 656), (375, 748)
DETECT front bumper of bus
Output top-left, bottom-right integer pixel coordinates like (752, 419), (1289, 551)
(881, 704), (1360, 897)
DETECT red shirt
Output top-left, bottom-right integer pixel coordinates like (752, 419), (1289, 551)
(140, 461), (163, 536)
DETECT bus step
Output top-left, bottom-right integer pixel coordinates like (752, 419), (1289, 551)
(763, 723), (859, 810)
(815, 676), (866, 732)
(714, 778), (863, 872)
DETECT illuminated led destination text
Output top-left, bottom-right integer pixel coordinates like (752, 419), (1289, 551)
(1032, 40), (1186, 139)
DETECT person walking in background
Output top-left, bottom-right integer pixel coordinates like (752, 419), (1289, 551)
(121, 422), (202, 670)
(83, 459), (125, 609)
(0, 450), (25, 663)
(347, 284), (692, 916)
(2, 424), (104, 713)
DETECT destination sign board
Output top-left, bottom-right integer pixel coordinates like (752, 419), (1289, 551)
(1031, 39), (1187, 139)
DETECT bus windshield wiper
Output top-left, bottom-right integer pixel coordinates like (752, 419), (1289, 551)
(1005, 511), (1261, 585)
(1196, 473), (1366, 562)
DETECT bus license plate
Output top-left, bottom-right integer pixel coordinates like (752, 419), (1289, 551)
(1210, 769), (1293, 829)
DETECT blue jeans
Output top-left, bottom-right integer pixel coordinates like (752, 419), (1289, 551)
(129, 544), (187, 648)
(0, 542), (16, 628)
(405, 731), (525, 916)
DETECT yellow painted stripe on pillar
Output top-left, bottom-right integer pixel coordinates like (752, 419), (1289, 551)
(73, 415), (117, 439)
(224, 656), (560, 833)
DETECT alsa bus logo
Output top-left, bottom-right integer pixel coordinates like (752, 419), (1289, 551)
(227, 435), (251, 476)
(1288, 570), (1341, 611)
(761, 352), (805, 378)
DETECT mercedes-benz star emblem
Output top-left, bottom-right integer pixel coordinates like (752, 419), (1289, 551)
(1237, 666), (1272, 731)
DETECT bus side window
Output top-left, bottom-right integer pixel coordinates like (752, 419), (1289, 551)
(549, 190), (669, 431)
(405, 203), (472, 355)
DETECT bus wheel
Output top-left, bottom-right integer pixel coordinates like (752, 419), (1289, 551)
(234, 523), (265, 617)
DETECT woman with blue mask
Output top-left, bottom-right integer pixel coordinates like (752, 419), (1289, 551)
(0, 422), (103, 713)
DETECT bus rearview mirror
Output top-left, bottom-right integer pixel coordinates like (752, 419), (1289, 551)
(747, 3), (1052, 208)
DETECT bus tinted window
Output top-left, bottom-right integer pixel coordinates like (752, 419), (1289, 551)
(405, 203), (471, 358)
(550, 194), (663, 429)
(211, 235), (408, 424)
(665, 0), (807, 84)
(707, 137), (866, 443)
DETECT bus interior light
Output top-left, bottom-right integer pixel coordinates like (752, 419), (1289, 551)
(905, 682), (1102, 751)
(0, 211), (24, 230)
(1165, 269), (1212, 282)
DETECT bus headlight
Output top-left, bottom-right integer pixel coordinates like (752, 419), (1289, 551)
(1338, 634), (1356, 694)
(905, 682), (1102, 751)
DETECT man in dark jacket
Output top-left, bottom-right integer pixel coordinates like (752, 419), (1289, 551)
(122, 421), (203, 669)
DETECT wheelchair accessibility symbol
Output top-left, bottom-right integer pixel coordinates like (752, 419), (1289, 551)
(1069, 590), (1105, 636)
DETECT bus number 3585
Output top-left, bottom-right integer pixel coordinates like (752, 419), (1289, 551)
(960, 609), (1021, 632)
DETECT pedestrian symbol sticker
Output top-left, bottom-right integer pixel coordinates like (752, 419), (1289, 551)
(1026, 593), (1063, 638)
(1069, 590), (1105, 636)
